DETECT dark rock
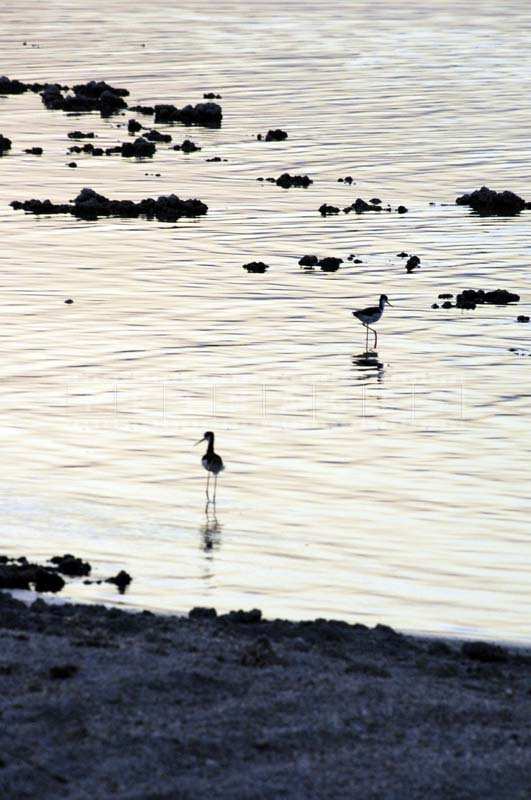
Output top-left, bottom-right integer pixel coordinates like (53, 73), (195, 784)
(68, 131), (95, 139)
(34, 568), (65, 593)
(353, 258), (363, 264)
(274, 173), (312, 189)
(49, 664), (79, 679)
(127, 118), (142, 134)
(145, 129), (172, 143)
(120, 137), (156, 158)
(64, 299), (74, 304)
(438, 293), (453, 299)
(206, 156), (225, 162)
(106, 570), (132, 592)
(370, 198), (381, 205)
(338, 176), (354, 184)
(154, 101), (222, 128)
(456, 186), (526, 216)
(42, 80), (128, 117)
(243, 262), (269, 273)
(189, 606), (217, 620)
(397, 251), (408, 258)
(50, 554), (91, 577)
(129, 105), (155, 115)
(442, 301), (453, 309)
(0, 135), (12, 154)
(203, 92), (222, 99)
(0, 75), (48, 94)
(431, 303), (439, 309)
(517, 315), (530, 323)
(455, 289), (520, 309)
(319, 203), (340, 216)
(343, 198), (382, 214)
(298, 255), (319, 267)
(263, 129), (288, 142)
(240, 636), (278, 667)
(68, 162), (77, 168)
(11, 187), (208, 223)
(68, 143), (103, 156)
(223, 608), (262, 624)
(319, 257), (343, 272)
(397, 205), (408, 214)
(24, 147), (43, 155)
(406, 255), (421, 272)
(461, 641), (508, 663)
(173, 139), (201, 153)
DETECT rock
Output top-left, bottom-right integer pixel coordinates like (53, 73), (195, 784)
(338, 176), (354, 184)
(456, 186), (526, 216)
(262, 129), (288, 142)
(68, 162), (77, 168)
(49, 664), (79, 679)
(127, 118), (142, 134)
(438, 293), (453, 299)
(441, 301), (453, 309)
(34, 568), (65, 593)
(68, 143), (103, 156)
(189, 606), (217, 620)
(0, 75), (47, 94)
(68, 131), (95, 139)
(173, 139), (201, 153)
(154, 101), (222, 128)
(517, 315), (530, 323)
(343, 198), (383, 214)
(223, 608), (262, 624)
(129, 105), (155, 115)
(24, 147), (43, 155)
(145, 129), (172, 143)
(406, 255), (421, 272)
(206, 156), (226, 162)
(203, 92), (222, 99)
(243, 262), (269, 273)
(120, 137), (156, 158)
(106, 570), (132, 592)
(319, 203), (340, 216)
(41, 80), (128, 116)
(431, 303), (439, 309)
(397, 251), (408, 258)
(50, 554), (91, 577)
(370, 198), (381, 205)
(455, 289), (520, 308)
(0, 135), (12, 154)
(64, 299), (74, 304)
(11, 187), (208, 223)
(240, 636), (278, 667)
(461, 641), (508, 663)
(319, 257), (343, 272)
(274, 173), (312, 189)
(397, 205), (408, 214)
(298, 255), (319, 267)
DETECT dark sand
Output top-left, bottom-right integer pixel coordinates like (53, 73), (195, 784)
(0, 592), (529, 799)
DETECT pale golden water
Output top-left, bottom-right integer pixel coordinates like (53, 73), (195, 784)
(0, 1), (530, 641)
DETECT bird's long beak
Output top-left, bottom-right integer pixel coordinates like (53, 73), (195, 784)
(194, 437), (205, 446)
(386, 299), (393, 306)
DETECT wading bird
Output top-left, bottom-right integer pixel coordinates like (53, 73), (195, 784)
(195, 431), (224, 502)
(352, 294), (392, 349)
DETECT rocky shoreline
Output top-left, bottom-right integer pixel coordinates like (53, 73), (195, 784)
(0, 591), (529, 799)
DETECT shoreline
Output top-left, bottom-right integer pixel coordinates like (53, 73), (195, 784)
(1, 592), (529, 799)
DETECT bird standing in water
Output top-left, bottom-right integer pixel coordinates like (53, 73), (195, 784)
(352, 294), (392, 350)
(195, 431), (224, 502)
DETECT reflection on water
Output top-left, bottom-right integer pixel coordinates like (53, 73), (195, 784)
(0, 0), (530, 642)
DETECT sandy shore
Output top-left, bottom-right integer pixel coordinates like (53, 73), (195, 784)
(0, 591), (529, 800)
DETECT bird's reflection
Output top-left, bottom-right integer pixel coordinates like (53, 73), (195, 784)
(352, 350), (384, 382)
(200, 501), (222, 554)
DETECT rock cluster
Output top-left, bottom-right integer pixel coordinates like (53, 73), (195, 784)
(456, 186), (528, 216)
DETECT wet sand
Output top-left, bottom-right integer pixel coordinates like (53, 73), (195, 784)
(0, 591), (529, 799)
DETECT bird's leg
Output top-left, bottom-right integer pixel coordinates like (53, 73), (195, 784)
(213, 474), (218, 503)
(206, 473), (210, 501)
(365, 325), (369, 353)
(369, 326), (377, 349)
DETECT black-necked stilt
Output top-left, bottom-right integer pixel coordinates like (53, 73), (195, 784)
(352, 294), (392, 349)
(195, 431), (224, 502)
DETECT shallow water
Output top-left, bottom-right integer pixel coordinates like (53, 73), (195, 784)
(1, 0), (530, 641)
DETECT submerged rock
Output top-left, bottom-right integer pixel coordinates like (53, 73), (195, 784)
(11, 187), (208, 223)
(120, 137), (156, 157)
(455, 288), (520, 309)
(154, 101), (222, 128)
(276, 173), (312, 189)
(319, 203), (340, 216)
(259, 129), (288, 142)
(106, 570), (132, 592)
(406, 255), (421, 272)
(298, 255), (319, 267)
(0, 75), (49, 94)
(517, 315), (530, 323)
(203, 92), (222, 99)
(0, 134), (12, 154)
(41, 80), (128, 116)
(25, 146), (43, 155)
(129, 104), (155, 115)
(50, 554), (91, 577)
(456, 186), (527, 216)
(173, 139), (201, 153)
(243, 261), (269, 273)
(68, 131), (95, 139)
(144, 129), (172, 143)
(319, 257), (343, 272)
(127, 118), (142, 134)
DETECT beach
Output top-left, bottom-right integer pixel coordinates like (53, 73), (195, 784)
(1, 591), (529, 799)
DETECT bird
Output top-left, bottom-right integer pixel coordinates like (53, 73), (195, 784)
(352, 294), (392, 350)
(195, 431), (224, 502)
